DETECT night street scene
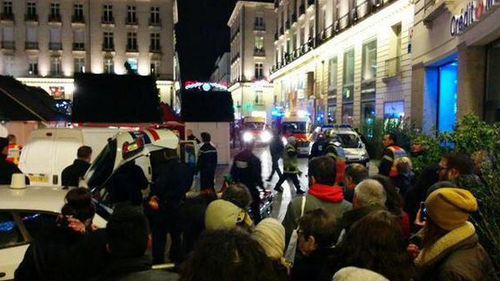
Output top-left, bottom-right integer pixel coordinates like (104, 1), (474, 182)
(0, 0), (499, 280)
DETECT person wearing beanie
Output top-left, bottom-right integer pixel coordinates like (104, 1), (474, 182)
(252, 218), (289, 281)
(332, 267), (389, 281)
(204, 199), (253, 231)
(0, 137), (28, 185)
(413, 188), (497, 281)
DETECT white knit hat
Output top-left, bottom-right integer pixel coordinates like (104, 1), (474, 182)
(333, 267), (389, 281)
(251, 218), (285, 260)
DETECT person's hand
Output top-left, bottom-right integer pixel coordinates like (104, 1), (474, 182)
(407, 243), (421, 260)
(415, 208), (426, 227)
(67, 217), (86, 234)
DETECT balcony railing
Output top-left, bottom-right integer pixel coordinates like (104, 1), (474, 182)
(126, 45), (138, 52)
(254, 48), (265, 57)
(49, 42), (62, 50)
(25, 14), (38, 22)
(271, 0), (397, 75)
(102, 44), (114, 51)
(0, 13), (14, 21)
(384, 56), (401, 79)
(150, 46), (161, 53)
(72, 15), (85, 23)
(73, 42), (85, 51)
(126, 17), (138, 25)
(48, 14), (62, 23)
(254, 24), (266, 31)
(25, 42), (38, 50)
(149, 18), (161, 26)
(101, 16), (114, 24)
(1, 41), (15, 49)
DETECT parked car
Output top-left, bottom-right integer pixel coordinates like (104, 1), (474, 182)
(0, 185), (107, 280)
(325, 127), (370, 166)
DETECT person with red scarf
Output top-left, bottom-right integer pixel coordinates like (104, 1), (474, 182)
(282, 156), (352, 243)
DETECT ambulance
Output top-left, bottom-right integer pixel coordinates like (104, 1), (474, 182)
(280, 115), (311, 156)
(240, 116), (273, 145)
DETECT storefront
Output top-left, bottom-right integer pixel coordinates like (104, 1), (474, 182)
(412, 0), (500, 132)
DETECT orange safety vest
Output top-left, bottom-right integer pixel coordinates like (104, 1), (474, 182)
(387, 145), (407, 177)
(7, 143), (21, 165)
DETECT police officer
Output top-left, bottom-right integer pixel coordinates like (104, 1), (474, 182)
(309, 133), (328, 159)
(231, 140), (264, 223)
(274, 137), (304, 194)
(149, 147), (193, 264)
(325, 136), (347, 185)
(378, 133), (407, 177)
(197, 132), (218, 191)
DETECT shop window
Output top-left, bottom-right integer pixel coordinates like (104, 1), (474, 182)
(342, 103), (353, 125)
(438, 61), (458, 133)
(485, 39), (500, 122)
(361, 101), (376, 125)
(384, 101), (405, 122)
(328, 56), (338, 97)
(342, 48), (354, 102)
(327, 102), (336, 124)
(127, 58), (138, 73)
(362, 40), (377, 81)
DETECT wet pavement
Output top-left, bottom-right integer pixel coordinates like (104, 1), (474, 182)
(194, 146), (378, 222)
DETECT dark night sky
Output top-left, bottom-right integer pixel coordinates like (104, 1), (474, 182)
(176, 0), (237, 81)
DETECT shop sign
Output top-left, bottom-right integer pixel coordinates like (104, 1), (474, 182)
(450, 0), (495, 36)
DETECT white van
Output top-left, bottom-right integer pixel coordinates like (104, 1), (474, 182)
(18, 128), (124, 186)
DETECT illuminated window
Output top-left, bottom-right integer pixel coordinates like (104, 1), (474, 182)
(74, 58), (85, 73)
(103, 58), (113, 73)
(255, 36), (264, 50)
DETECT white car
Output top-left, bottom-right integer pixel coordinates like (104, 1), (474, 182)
(0, 185), (106, 280)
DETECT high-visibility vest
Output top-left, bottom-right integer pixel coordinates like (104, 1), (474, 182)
(7, 143), (21, 165)
(387, 145), (407, 177)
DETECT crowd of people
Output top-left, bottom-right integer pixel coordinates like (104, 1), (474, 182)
(5, 128), (499, 281)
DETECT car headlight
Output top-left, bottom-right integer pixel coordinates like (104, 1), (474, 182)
(243, 132), (254, 143)
(261, 131), (272, 143)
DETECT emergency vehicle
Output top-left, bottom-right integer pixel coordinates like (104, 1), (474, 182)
(280, 116), (311, 156)
(240, 116), (273, 145)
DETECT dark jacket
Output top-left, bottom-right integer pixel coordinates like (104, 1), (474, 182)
(109, 162), (148, 205)
(291, 248), (336, 281)
(403, 164), (439, 226)
(15, 223), (86, 281)
(0, 156), (27, 185)
(230, 148), (263, 190)
(309, 139), (328, 159)
(415, 223), (497, 281)
(61, 159), (90, 187)
(151, 157), (193, 210)
(197, 143), (217, 173)
(335, 204), (385, 242)
(269, 136), (284, 159)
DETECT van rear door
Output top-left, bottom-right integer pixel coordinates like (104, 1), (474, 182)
(19, 130), (56, 186)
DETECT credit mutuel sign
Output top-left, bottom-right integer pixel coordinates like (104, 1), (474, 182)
(450, 0), (495, 36)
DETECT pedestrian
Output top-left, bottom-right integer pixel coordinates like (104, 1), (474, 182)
(179, 229), (281, 281)
(335, 179), (386, 243)
(438, 152), (484, 190)
(149, 147), (193, 264)
(197, 132), (217, 191)
(309, 133), (328, 159)
(378, 133), (407, 177)
(411, 188), (497, 281)
(274, 136), (305, 194)
(325, 136), (347, 185)
(108, 160), (148, 208)
(251, 218), (290, 281)
(204, 199), (254, 231)
(282, 156), (351, 243)
(291, 208), (338, 281)
(221, 183), (253, 210)
(392, 156), (415, 196)
(186, 129), (200, 144)
(15, 188), (96, 281)
(0, 136), (28, 185)
(333, 210), (415, 281)
(266, 130), (284, 181)
(231, 140), (265, 223)
(343, 164), (369, 203)
(371, 175), (411, 239)
(61, 145), (92, 188)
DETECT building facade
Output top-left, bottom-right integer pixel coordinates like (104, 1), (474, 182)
(209, 51), (230, 86)
(411, 0), (500, 133)
(270, 0), (415, 127)
(228, 1), (276, 120)
(0, 0), (176, 103)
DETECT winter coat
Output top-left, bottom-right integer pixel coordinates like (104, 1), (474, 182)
(283, 144), (299, 174)
(61, 159), (90, 187)
(151, 157), (193, 211)
(282, 184), (352, 243)
(230, 148), (263, 191)
(291, 248), (336, 281)
(415, 222), (497, 281)
(335, 204), (385, 243)
(197, 143), (217, 174)
(269, 137), (285, 159)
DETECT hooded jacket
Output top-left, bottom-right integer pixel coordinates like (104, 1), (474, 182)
(415, 222), (497, 281)
(282, 184), (352, 243)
